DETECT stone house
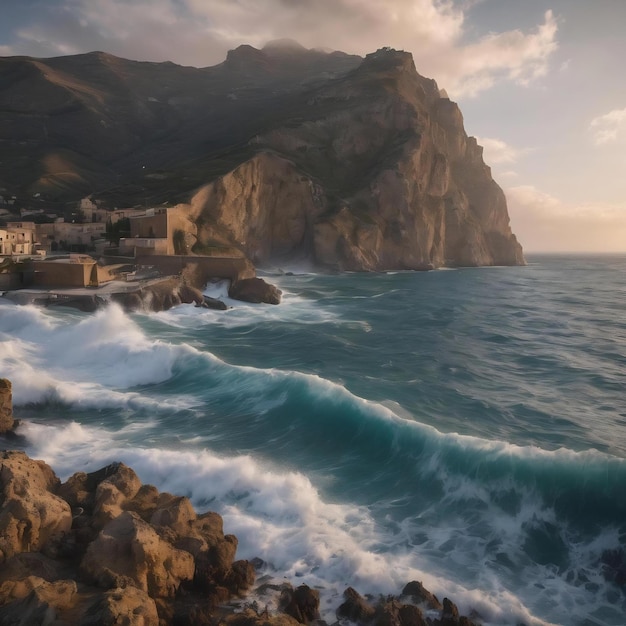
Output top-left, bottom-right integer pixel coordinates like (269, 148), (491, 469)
(32, 255), (116, 288)
(0, 222), (36, 255)
(120, 207), (191, 256)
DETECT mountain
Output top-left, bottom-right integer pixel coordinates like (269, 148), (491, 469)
(0, 43), (524, 269)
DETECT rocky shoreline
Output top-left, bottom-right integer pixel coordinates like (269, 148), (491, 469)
(0, 449), (481, 626)
(0, 379), (481, 626)
(1, 274), (282, 313)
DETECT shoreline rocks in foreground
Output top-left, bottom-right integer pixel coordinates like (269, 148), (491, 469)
(0, 380), (15, 436)
(0, 448), (480, 626)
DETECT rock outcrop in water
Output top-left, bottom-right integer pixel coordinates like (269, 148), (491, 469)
(1, 43), (523, 271)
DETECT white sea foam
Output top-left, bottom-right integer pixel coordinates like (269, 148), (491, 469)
(144, 277), (344, 331)
(4, 296), (625, 625)
(19, 418), (561, 626)
(0, 303), (198, 409)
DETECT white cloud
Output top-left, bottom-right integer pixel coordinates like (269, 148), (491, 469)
(590, 107), (626, 145)
(476, 137), (530, 165)
(507, 185), (626, 253)
(436, 10), (558, 97)
(1, 0), (558, 98)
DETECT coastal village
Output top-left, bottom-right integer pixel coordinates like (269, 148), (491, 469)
(0, 196), (280, 310)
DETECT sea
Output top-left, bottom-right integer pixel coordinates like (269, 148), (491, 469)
(1, 254), (625, 626)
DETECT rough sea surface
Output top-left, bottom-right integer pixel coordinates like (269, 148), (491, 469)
(1, 254), (625, 626)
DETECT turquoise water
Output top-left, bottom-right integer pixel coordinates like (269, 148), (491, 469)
(1, 254), (625, 625)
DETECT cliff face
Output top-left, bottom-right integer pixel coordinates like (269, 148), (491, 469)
(0, 43), (524, 269)
(187, 48), (524, 269)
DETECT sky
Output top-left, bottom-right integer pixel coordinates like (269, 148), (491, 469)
(1, 0), (625, 253)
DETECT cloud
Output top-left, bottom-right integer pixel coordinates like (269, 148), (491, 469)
(476, 137), (530, 165)
(590, 107), (626, 145)
(435, 10), (559, 97)
(506, 185), (626, 253)
(1, 0), (558, 97)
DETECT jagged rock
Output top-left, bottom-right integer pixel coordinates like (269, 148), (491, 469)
(372, 599), (427, 626)
(193, 536), (238, 591)
(223, 559), (256, 596)
(229, 277), (282, 304)
(150, 493), (196, 533)
(110, 277), (205, 313)
(401, 580), (442, 611)
(123, 483), (161, 521)
(80, 586), (159, 626)
(279, 584), (320, 624)
(397, 603), (427, 626)
(79, 511), (195, 598)
(0, 379), (15, 435)
(0, 578), (77, 625)
(439, 597), (460, 625)
(92, 463), (143, 528)
(336, 587), (376, 622)
(0, 552), (65, 585)
(0, 451), (72, 563)
(200, 295), (228, 310)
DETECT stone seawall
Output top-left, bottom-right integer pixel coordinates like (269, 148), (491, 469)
(136, 255), (256, 284)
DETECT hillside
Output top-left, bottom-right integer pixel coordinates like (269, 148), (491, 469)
(0, 42), (524, 269)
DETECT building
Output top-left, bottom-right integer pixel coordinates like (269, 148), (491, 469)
(120, 206), (191, 257)
(32, 255), (116, 288)
(0, 230), (11, 256)
(34, 220), (106, 253)
(0, 222), (36, 256)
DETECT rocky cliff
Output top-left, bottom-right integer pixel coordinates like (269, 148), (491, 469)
(186, 48), (524, 270)
(0, 42), (524, 270)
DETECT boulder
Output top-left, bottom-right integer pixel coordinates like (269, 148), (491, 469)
(175, 510), (231, 560)
(439, 597), (460, 626)
(200, 295), (228, 310)
(372, 599), (427, 626)
(80, 586), (159, 626)
(80, 511), (195, 598)
(0, 451), (72, 562)
(0, 379), (15, 435)
(0, 578), (77, 625)
(401, 580), (442, 611)
(223, 559), (256, 596)
(150, 494), (197, 534)
(0, 552), (65, 585)
(397, 603), (427, 626)
(110, 277), (204, 313)
(336, 587), (375, 622)
(229, 278), (282, 305)
(280, 584), (320, 624)
(192, 535), (238, 591)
